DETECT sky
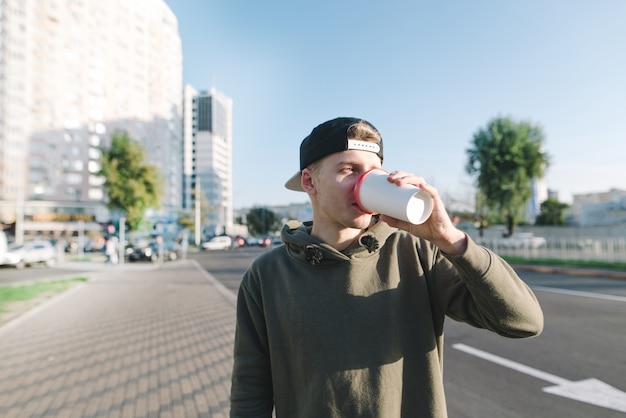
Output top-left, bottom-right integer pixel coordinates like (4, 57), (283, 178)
(163, 0), (626, 210)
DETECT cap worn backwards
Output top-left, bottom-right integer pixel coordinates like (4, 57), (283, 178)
(284, 117), (384, 191)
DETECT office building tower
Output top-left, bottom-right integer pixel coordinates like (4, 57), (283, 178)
(0, 0), (32, 217)
(526, 175), (549, 223)
(183, 85), (233, 237)
(0, 0), (182, 235)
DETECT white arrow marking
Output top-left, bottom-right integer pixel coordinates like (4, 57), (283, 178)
(452, 343), (626, 413)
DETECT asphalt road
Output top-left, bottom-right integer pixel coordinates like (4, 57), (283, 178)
(4, 247), (625, 416)
(189, 247), (626, 418)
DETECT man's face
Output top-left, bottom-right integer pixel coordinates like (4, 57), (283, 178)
(308, 150), (382, 231)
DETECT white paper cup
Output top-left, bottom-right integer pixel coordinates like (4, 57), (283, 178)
(354, 168), (433, 225)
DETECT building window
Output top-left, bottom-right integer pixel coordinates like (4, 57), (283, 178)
(88, 188), (104, 200)
(196, 96), (212, 132)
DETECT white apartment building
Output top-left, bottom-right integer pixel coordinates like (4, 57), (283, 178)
(525, 175), (549, 224)
(0, 0), (32, 208)
(182, 85), (234, 238)
(0, 0), (182, 238)
(572, 188), (626, 226)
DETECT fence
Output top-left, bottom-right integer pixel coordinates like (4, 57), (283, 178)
(477, 237), (626, 263)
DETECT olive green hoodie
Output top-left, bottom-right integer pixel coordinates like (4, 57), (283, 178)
(230, 219), (543, 417)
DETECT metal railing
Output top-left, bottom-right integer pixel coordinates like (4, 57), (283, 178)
(478, 237), (626, 263)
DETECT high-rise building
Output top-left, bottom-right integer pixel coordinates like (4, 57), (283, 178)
(183, 85), (233, 238)
(526, 176), (549, 223)
(0, 0), (183, 238)
(0, 0), (32, 210)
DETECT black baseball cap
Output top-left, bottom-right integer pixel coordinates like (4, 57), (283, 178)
(285, 117), (384, 191)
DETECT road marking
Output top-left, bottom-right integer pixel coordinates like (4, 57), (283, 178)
(531, 285), (626, 303)
(452, 343), (626, 413)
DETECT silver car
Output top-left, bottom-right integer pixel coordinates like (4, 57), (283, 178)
(3, 240), (57, 269)
(202, 236), (233, 251)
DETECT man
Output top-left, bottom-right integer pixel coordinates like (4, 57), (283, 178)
(230, 117), (543, 417)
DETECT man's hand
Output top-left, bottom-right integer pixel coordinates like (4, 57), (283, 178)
(379, 171), (467, 255)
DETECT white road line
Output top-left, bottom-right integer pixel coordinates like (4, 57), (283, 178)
(453, 342), (568, 385)
(531, 285), (626, 302)
(453, 343), (626, 413)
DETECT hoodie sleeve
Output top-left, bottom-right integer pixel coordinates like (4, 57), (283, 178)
(230, 273), (274, 417)
(432, 236), (544, 338)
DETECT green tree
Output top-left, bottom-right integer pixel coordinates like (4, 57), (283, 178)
(246, 207), (281, 236)
(177, 211), (194, 232)
(535, 198), (570, 225)
(100, 131), (163, 236)
(466, 117), (549, 237)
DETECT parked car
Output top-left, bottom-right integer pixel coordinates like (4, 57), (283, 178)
(0, 248), (22, 268)
(232, 235), (246, 248)
(129, 239), (181, 262)
(202, 236), (233, 251)
(1, 240), (57, 269)
(245, 236), (261, 247)
(246, 236), (272, 247)
(0, 230), (11, 266)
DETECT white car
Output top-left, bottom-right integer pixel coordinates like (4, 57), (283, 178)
(0, 251), (22, 267)
(3, 240), (57, 269)
(202, 236), (233, 251)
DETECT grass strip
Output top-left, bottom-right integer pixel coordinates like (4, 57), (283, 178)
(503, 256), (626, 272)
(0, 278), (88, 314)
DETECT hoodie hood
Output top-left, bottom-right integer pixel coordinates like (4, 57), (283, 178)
(280, 218), (397, 266)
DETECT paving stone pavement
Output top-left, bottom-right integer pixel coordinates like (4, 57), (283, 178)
(0, 260), (237, 417)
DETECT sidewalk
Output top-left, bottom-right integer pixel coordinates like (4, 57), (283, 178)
(0, 259), (237, 417)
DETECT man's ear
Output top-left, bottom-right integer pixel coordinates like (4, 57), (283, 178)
(301, 168), (316, 194)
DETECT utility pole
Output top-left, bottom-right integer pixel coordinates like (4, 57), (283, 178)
(194, 181), (201, 245)
(118, 217), (125, 266)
